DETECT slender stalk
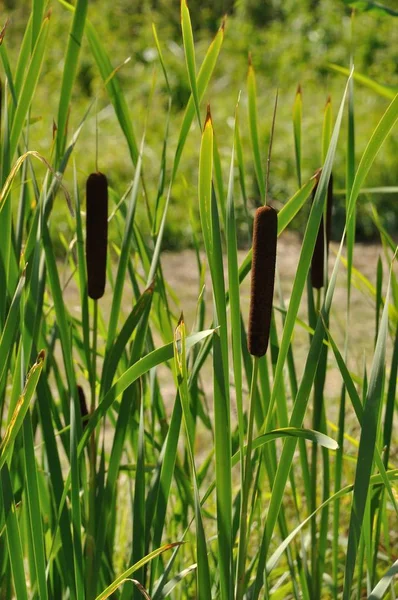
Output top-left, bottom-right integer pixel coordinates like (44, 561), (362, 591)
(86, 299), (98, 599)
(236, 356), (259, 599)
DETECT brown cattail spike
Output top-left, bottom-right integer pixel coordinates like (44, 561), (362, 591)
(86, 172), (108, 300)
(248, 206), (277, 357)
(311, 174), (333, 289)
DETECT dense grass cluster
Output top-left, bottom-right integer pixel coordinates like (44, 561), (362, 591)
(0, 1), (397, 599)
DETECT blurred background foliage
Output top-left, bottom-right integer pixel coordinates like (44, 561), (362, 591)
(2, 0), (398, 249)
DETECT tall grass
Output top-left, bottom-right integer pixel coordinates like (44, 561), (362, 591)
(0, 2), (397, 599)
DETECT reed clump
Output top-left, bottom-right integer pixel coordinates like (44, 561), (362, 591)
(248, 205), (277, 357)
(86, 172), (108, 300)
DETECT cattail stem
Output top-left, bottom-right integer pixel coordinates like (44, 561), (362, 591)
(248, 206), (278, 357)
(311, 174), (333, 289)
(86, 172), (108, 300)
(86, 299), (98, 598)
(236, 356), (259, 600)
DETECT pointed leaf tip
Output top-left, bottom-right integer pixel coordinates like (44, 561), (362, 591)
(248, 52), (252, 67)
(296, 83), (302, 96)
(221, 15), (227, 31)
(326, 94), (331, 106)
(204, 104), (212, 128)
(311, 167), (322, 182)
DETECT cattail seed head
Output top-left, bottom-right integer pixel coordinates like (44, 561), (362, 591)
(311, 173), (333, 289)
(86, 172), (108, 300)
(248, 205), (277, 357)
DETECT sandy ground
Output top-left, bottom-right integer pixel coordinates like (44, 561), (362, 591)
(62, 231), (395, 445)
(160, 231), (392, 393)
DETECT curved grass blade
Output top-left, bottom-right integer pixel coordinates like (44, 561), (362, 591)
(328, 63), (398, 99)
(95, 543), (182, 600)
(0, 351), (45, 469)
(347, 92), (398, 225)
(343, 0), (398, 17)
(152, 23), (171, 95)
(101, 284), (154, 395)
(51, 329), (215, 545)
(264, 470), (398, 576)
(368, 559), (398, 599)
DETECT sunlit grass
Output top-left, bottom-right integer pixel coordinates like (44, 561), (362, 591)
(0, 2), (397, 599)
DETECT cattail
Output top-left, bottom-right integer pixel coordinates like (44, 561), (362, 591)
(248, 206), (277, 357)
(77, 385), (88, 429)
(86, 172), (108, 299)
(311, 173), (333, 289)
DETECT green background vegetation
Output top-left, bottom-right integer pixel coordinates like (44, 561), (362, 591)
(3, 0), (398, 249)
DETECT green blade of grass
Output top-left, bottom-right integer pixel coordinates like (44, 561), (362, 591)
(263, 72), (352, 435)
(22, 412), (49, 600)
(58, 0), (139, 164)
(0, 351), (45, 470)
(226, 102), (244, 494)
(174, 318), (212, 599)
(247, 56), (266, 201)
(147, 392), (183, 592)
(292, 84), (302, 187)
(152, 23), (171, 96)
(101, 285), (154, 395)
(252, 230), (348, 598)
(0, 271), (25, 391)
(132, 394), (146, 598)
(13, 16), (32, 110)
(264, 469), (398, 577)
(347, 92), (398, 225)
(72, 161), (91, 375)
(56, 0), (88, 159)
(180, 0), (201, 127)
(105, 135), (144, 352)
(368, 559), (398, 599)
(95, 543), (182, 600)
(0, 465), (29, 600)
(343, 0), (398, 17)
(173, 19), (225, 181)
(342, 270), (392, 598)
(9, 13), (50, 160)
(328, 63), (398, 99)
(32, 0), (45, 47)
(52, 329), (215, 540)
(199, 109), (232, 599)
